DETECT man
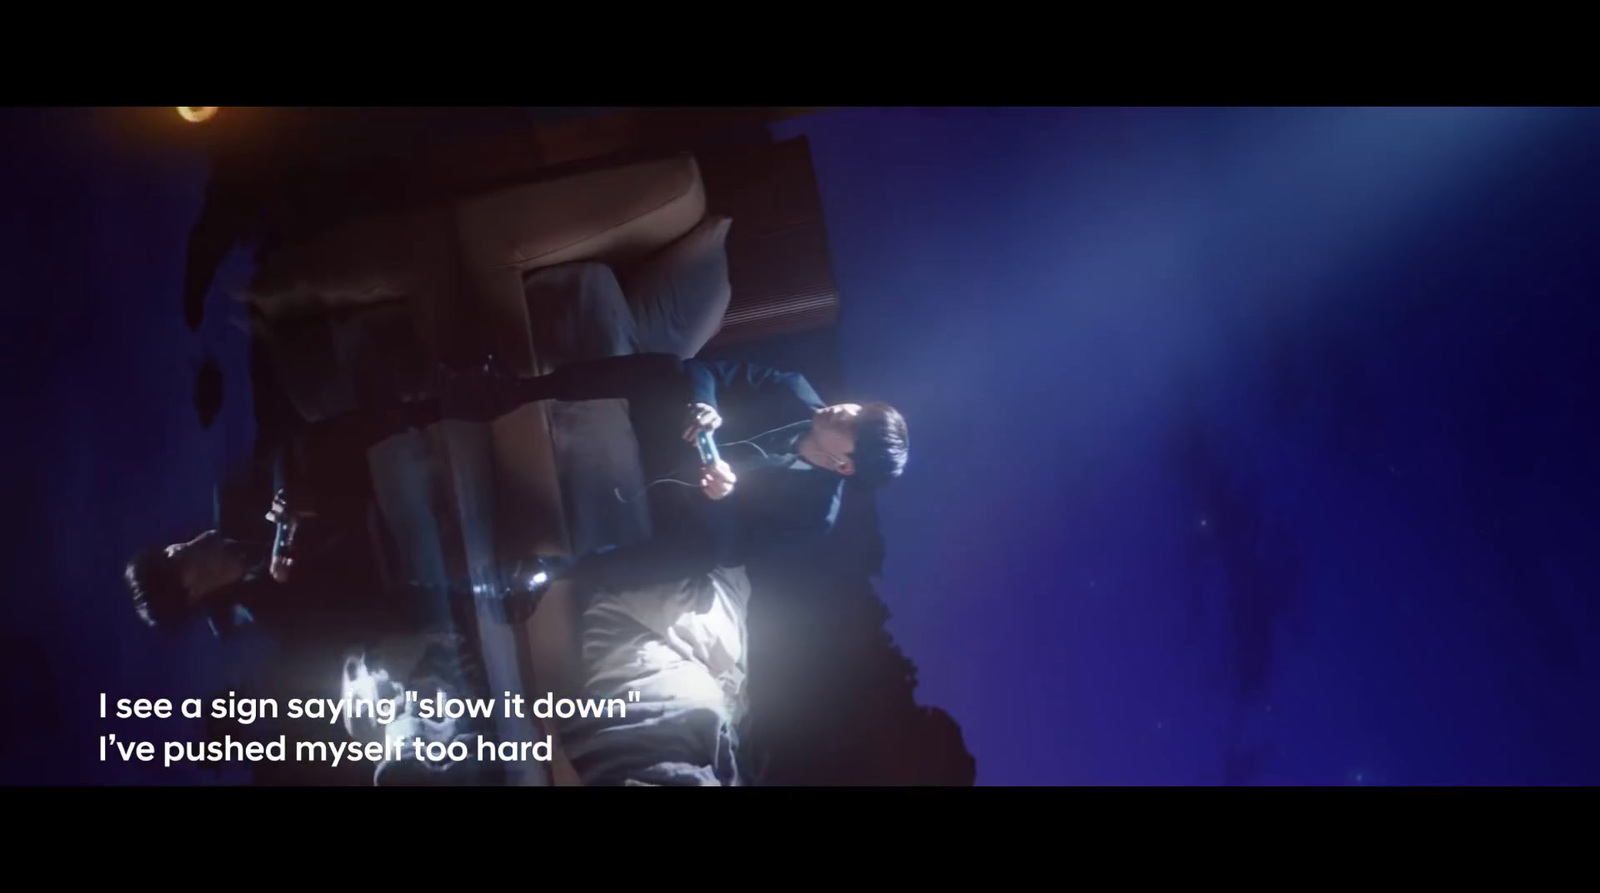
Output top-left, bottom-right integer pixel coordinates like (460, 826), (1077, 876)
(493, 352), (909, 597)
(122, 410), (400, 640)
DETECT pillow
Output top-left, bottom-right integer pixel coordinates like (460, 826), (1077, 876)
(621, 215), (733, 359)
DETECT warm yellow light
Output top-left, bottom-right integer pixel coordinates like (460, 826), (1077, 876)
(177, 107), (218, 123)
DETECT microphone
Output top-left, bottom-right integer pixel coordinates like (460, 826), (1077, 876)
(696, 429), (721, 466)
(265, 490), (302, 584)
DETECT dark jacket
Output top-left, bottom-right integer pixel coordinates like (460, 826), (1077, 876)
(684, 360), (843, 564)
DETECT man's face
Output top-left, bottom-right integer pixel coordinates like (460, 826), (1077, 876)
(165, 531), (250, 604)
(799, 403), (862, 475)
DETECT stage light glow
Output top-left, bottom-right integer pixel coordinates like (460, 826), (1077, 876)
(177, 107), (218, 123)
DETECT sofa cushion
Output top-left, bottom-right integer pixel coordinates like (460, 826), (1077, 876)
(623, 215), (733, 359)
(498, 259), (653, 559)
(523, 262), (640, 374)
(548, 400), (652, 556)
(489, 403), (571, 561)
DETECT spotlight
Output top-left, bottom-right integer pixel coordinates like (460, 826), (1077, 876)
(529, 571), (548, 587)
(177, 107), (218, 123)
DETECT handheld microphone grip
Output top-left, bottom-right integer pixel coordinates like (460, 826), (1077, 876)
(266, 492), (299, 584)
(696, 429), (720, 465)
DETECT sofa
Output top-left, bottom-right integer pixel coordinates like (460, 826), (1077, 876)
(243, 152), (747, 784)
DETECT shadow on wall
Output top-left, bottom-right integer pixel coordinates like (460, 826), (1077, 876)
(194, 356), (225, 428)
(1170, 389), (1305, 787)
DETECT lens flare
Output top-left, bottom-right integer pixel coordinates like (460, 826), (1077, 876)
(177, 107), (218, 123)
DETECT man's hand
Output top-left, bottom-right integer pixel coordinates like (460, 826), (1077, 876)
(682, 402), (723, 442)
(700, 460), (736, 500)
(265, 490), (317, 584)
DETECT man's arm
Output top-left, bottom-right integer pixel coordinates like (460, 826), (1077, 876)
(685, 359), (825, 432)
(686, 359), (722, 410)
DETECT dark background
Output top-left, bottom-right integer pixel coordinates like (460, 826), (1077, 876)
(4, 106), (1598, 785)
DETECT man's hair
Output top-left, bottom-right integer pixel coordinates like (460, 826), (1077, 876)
(851, 402), (909, 490)
(124, 547), (188, 629)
